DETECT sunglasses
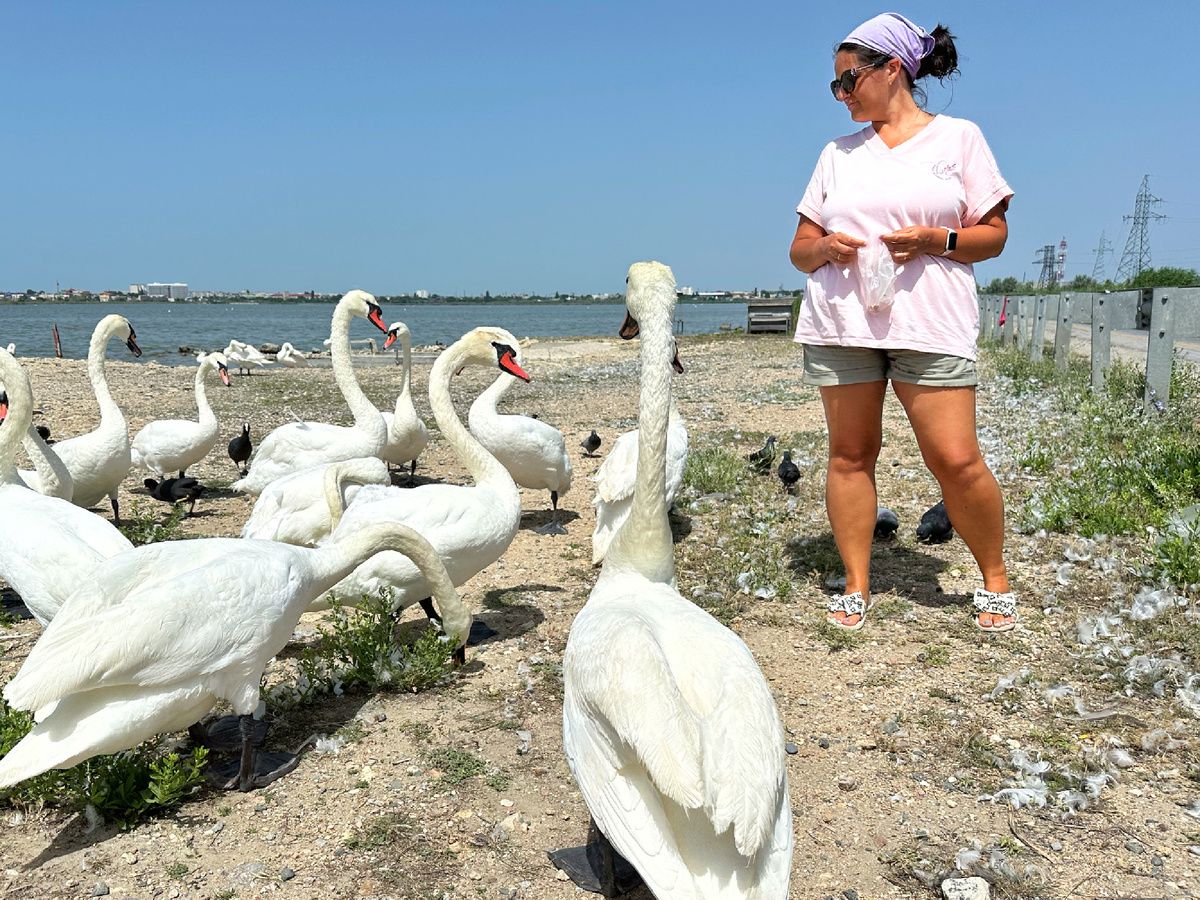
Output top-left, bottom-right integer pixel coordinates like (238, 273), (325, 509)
(830, 61), (883, 99)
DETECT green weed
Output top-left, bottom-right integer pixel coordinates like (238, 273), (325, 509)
(118, 499), (187, 546)
(683, 446), (745, 495)
(424, 748), (485, 785)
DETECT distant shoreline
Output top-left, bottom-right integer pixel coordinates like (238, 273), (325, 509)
(0, 295), (792, 307)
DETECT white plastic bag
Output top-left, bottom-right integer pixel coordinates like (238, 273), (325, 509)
(857, 237), (896, 312)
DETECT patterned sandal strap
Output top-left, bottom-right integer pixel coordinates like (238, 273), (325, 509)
(973, 589), (1016, 618)
(828, 591), (865, 617)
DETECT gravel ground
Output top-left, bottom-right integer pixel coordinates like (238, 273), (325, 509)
(2, 331), (1199, 900)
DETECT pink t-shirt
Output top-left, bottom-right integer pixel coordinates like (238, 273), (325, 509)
(793, 115), (1013, 360)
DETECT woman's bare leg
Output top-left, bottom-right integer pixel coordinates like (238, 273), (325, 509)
(891, 382), (1012, 627)
(819, 381), (887, 626)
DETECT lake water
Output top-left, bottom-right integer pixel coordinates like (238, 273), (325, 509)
(0, 301), (750, 365)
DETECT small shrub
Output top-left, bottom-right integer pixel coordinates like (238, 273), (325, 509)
(267, 590), (454, 707)
(118, 500), (186, 546)
(1, 691), (207, 829)
(923, 644), (950, 667)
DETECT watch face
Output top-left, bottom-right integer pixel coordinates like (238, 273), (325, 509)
(947, 231), (958, 251)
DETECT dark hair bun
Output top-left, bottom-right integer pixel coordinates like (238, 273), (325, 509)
(916, 24), (958, 80)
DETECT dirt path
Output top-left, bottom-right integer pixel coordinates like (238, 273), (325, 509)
(1, 334), (1197, 899)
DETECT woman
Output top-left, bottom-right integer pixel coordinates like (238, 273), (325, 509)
(789, 13), (1015, 632)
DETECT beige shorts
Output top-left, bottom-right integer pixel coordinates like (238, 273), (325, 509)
(801, 344), (978, 387)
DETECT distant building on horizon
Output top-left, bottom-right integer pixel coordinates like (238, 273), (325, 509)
(138, 282), (189, 300)
(415, 290), (429, 299)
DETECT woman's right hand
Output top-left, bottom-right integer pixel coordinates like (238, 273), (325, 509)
(790, 216), (866, 274)
(821, 232), (867, 266)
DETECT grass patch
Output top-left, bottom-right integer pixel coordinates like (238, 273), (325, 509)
(810, 618), (865, 651)
(424, 748), (486, 785)
(345, 812), (408, 849)
(486, 772), (511, 792)
(682, 445), (745, 495)
(922, 644), (950, 667)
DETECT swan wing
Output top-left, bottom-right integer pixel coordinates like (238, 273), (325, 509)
(4, 540), (302, 712)
(592, 429), (639, 503)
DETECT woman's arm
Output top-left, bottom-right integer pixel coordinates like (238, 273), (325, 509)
(789, 215), (867, 275)
(879, 201), (1009, 265)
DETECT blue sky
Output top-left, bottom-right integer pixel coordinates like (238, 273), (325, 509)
(2, 1), (1197, 296)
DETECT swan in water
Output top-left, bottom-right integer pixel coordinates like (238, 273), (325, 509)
(0, 348), (132, 627)
(276, 343), (310, 367)
(554, 262), (792, 898)
(241, 457), (390, 546)
(378, 322), (429, 479)
(233, 291), (388, 495)
(5, 343), (14, 355)
(130, 352), (231, 477)
(468, 368), (573, 535)
(19, 314), (141, 524)
(315, 327), (528, 623)
(591, 400), (688, 565)
(0, 520), (470, 792)
(223, 340), (272, 375)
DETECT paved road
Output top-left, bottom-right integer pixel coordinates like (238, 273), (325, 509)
(1065, 324), (1200, 365)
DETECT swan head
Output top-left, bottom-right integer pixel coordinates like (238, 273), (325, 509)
(454, 327), (529, 382)
(0, 349), (33, 436)
(200, 351), (232, 386)
(339, 290), (388, 334)
(619, 260), (677, 337)
(383, 322), (411, 350)
(99, 314), (142, 357)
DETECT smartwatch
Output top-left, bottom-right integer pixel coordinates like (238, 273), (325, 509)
(942, 229), (958, 256)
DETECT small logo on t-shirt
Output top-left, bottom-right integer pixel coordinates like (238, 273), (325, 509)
(932, 160), (958, 179)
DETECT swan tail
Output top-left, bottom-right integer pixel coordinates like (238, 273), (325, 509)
(0, 684), (215, 789)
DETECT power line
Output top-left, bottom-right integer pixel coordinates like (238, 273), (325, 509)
(1115, 175), (1167, 281)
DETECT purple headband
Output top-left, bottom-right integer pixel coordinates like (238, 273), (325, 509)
(842, 12), (935, 78)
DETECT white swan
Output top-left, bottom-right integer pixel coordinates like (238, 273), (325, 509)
(591, 401), (688, 564)
(0, 348), (132, 627)
(315, 327), (528, 614)
(468, 369), (573, 534)
(276, 343), (310, 367)
(5, 343), (14, 356)
(556, 262), (792, 898)
(223, 339), (272, 375)
(232, 291), (389, 496)
(0, 520), (470, 792)
(241, 457), (390, 546)
(20, 314), (141, 524)
(130, 352), (231, 477)
(379, 322), (429, 478)
(12, 418), (74, 501)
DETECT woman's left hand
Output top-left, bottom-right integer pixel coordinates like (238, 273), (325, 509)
(881, 226), (943, 264)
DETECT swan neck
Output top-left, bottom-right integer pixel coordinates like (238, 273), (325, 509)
(605, 307), (675, 582)
(474, 371), (513, 415)
(194, 364), (216, 425)
(331, 306), (384, 434)
(399, 330), (413, 399)
(88, 326), (123, 423)
(429, 344), (509, 485)
(0, 358), (34, 482)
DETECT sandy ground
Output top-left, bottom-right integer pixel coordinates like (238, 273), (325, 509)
(1, 332), (1198, 900)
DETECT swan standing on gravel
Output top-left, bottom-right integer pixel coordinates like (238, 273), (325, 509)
(20, 314), (141, 524)
(233, 291), (388, 496)
(554, 262), (792, 898)
(0, 520), (470, 792)
(468, 369), (573, 535)
(223, 340), (272, 375)
(591, 400), (688, 564)
(316, 328), (528, 628)
(130, 352), (231, 477)
(0, 349), (132, 627)
(378, 322), (429, 479)
(276, 343), (310, 367)
(241, 457), (390, 546)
